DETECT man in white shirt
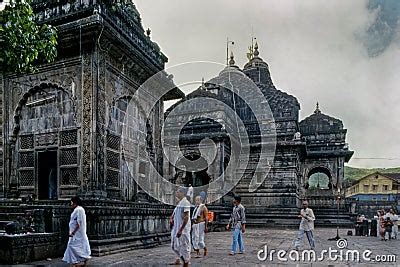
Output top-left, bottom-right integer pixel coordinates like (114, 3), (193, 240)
(170, 187), (191, 266)
(294, 201), (315, 250)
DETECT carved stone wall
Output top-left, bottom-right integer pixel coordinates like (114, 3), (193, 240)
(2, 58), (83, 199)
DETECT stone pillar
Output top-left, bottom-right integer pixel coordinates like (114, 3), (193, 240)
(95, 48), (108, 195)
(0, 74), (3, 198)
(80, 53), (94, 194)
(8, 142), (19, 198)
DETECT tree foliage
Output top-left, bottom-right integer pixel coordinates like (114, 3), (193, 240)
(0, 0), (58, 74)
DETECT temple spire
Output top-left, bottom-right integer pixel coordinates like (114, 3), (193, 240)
(200, 77), (206, 90)
(314, 102), (321, 114)
(226, 37), (235, 66)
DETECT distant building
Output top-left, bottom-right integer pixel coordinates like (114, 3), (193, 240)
(345, 172), (400, 202)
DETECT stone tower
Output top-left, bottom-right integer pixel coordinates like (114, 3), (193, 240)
(0, 0), (182, 200)
(0, 1), (183, 261)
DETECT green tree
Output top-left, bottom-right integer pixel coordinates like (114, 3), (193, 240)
(0, 0), (58, 74)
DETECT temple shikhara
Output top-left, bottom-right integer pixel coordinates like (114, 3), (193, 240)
(0, 0), (353, 264)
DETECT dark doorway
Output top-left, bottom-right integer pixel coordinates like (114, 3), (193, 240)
(186, 170), (211, 187)
(38, 150), (58, 200)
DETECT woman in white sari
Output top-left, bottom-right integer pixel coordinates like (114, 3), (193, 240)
(62, 196), (91, 266)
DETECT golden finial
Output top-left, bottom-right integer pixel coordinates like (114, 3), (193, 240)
(229, 51), (235, 66)
(247, 45), (253, 61)
(254, 42), (259, 57)
(247, 36), (258, 60)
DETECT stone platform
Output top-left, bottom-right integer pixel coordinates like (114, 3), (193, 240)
(0, 233), (60, 265)
(0, 199), (173, 264)
(27, 227), (399, 266)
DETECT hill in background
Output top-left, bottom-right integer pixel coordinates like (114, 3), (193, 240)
(344, 166), (400, 181)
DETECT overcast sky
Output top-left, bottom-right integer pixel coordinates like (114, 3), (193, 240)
(135, 0), (400, 168)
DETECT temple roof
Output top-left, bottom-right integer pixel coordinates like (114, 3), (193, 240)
(167, 49), (300, 123)
(299, 103), (344, 135)
(31, 0), (168, 69)
(242, 42), (273, 86)
(165, 85), (220, 114)
(243, 42), (268, 69)
(383, 173), (400, 182)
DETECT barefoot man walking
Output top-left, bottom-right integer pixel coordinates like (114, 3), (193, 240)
(170, 187), (191, 266)
(191, 195), (208, 257)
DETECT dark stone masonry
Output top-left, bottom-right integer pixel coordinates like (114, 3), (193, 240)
(0, 0), (353, 264)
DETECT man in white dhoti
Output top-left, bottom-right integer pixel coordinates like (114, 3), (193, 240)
(62, 196), (91, 266)
(170, 187), (191, 266)
(191, 195), (208, 257)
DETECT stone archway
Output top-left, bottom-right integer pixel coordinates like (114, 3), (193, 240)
(11, 82), (76, 140)
(306, 166), (332, 190)
(8, 83), (78, 199)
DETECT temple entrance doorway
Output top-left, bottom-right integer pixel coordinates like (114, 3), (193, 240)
(37, 150), (58, 200)
(186, 169), (211, 187)
(182, 153), (211, 187)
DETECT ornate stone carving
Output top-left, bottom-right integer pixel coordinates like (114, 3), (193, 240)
(81, 53), (93, 191)
(35, 133), (58, 147)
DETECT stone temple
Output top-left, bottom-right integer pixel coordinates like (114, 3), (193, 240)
(0, 0), (353, 264)
(163, 45), (354, 226)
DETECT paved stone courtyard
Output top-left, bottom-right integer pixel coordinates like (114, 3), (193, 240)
(27, 228), (399, 266)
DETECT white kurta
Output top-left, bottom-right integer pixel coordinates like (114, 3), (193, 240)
(62, 206), (91, 264)
(299, 208), (315, 231)
(171, 198), (191, 263)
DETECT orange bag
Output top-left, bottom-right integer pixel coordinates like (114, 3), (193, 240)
(207, 211), (214, 222)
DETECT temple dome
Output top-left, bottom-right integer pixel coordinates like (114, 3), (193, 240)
(218, 51), (243, 76)
(299, 103), (344, 135)
(243, 42), (272, 86)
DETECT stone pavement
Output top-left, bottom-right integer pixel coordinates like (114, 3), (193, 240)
(26, 228), (399, 266)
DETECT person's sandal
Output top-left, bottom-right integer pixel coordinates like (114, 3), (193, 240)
(204, 247), (208, 256)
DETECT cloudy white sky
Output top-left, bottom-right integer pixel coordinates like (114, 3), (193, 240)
(135, 0), (400, 168)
